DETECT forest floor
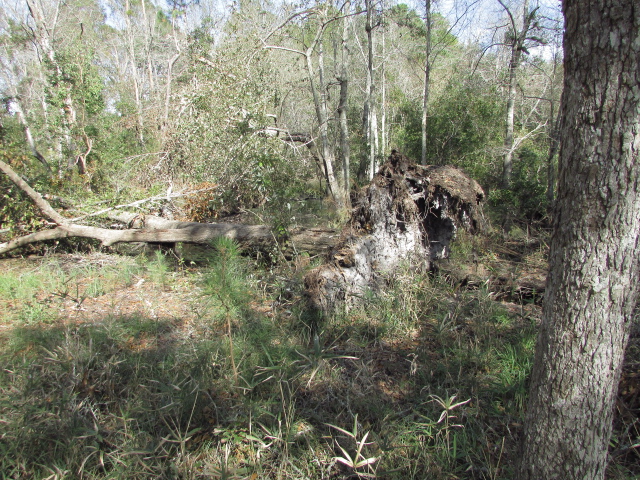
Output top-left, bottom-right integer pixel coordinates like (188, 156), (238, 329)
(0, 227), (638, 479)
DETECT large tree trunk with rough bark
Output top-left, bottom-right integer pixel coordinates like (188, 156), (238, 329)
(305, 151), (484, 311)
(517, 1), (640, 478)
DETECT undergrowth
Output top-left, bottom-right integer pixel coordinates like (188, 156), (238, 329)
(0, 237), (637, 479)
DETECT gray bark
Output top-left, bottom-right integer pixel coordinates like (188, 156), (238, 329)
(517, 1), (640, 478)
(545, 49), (562, 206)
(420, 0), (432, 166)
(313, 40), (342, 206)
(545, 109), (560, 206)
(362, 0), (376, 181)
(305, 151), (484, 311)
(124, 0), (145, 144)
(499, 0), (531, 188)
(380, 16), (387, 162)
(0, 156), (341, 257)
(304, 20), (343, 207)
(25, 0), (78, 167)
(161, 52), (181, 140)
(0, 210), (340, 257)
(10, 98), (52, 174)
(337, 2), (351, 196)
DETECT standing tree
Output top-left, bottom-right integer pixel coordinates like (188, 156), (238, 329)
(336, 0), (352, 197)
(497, 0), (544, 187)
(363, 0), (378, 180)
(262, 4), (347, 207)
(518, 1), (640, 479)
(420, 0), (432, 166)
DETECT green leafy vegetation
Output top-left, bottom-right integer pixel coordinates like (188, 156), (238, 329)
(0, 0), (638, 477)
(0, 227), (638, 479)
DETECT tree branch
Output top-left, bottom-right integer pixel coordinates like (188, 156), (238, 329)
(0, 158), (67, 224)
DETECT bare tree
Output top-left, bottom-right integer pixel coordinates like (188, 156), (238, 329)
(337, 0), (352, 199)
(495, 0), (548, 187)
(420, 0), (432, 166)
(262, 4), (348, 207)
(5, 97), (52, 174)
(25, 0), (78, 166)
(363, 0), (378, 180)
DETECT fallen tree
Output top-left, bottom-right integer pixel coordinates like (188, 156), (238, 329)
(0, 153), (485, 292)
(0, 157), (341, 257)
(304, 150), (485, 311)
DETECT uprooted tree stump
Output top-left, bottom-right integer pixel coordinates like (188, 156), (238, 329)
(304, 151), (485, 311)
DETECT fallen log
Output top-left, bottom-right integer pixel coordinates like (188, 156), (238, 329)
(0, 208), (340, 257)
(0, 152), (482, 276)
(0, 158), (341, 257)
(106, 211), (340, 258)
(304, 151), (485, 311)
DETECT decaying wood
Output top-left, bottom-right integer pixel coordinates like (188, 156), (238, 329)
(304, 150), (485, 311)
(0, 209), (339, 257)
(0, 151), (483, 286)
(106, 211), (340, 257)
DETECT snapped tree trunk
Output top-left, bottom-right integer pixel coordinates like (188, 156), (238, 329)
(305, 150), (484, 311)
(517, 1), (640, 478)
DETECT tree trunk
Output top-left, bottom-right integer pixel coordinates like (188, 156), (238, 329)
(25, 0), (78, 169)
(337, 2), (351, 198)
(161, 17), (183, 141)
(0, 203), (341, 258)
(545, 109), (560, 206)
(140, 0), (155, 94)
(125, 0), (145, 145)
(501, 48), (519, 187)
(380, 17), (387, 162)
(306, 43), (343, 207)
(517, 1), (640, 478)
(361, 0), (375, 182)
(10, 98), (52, 174)
(161, 52), (181, 141)
(545, 49), (562, 206)
(0, 152), (340, 257)
(421, 0), (432, 166)
(500, 0), (530, 188)
(370, 107), (378, 178)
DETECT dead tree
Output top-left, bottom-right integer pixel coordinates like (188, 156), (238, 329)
(304, 150), (484, 311)
(0, 157), (340, 257)
(0, 152), (483, 282)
